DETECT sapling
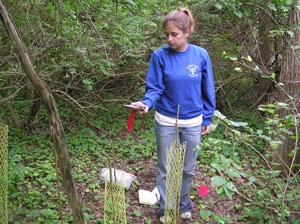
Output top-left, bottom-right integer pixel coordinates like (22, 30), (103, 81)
(164, 105), (187, 224)
(104, 146), (127, 224)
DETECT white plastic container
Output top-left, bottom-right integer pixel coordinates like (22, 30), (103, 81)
(100, 168), (136, 190)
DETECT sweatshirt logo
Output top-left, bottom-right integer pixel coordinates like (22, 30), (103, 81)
(187, 65), (199, 77)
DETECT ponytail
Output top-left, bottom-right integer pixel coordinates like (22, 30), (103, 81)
(163, 7), (194, 34)
(179, 8), (194, 33)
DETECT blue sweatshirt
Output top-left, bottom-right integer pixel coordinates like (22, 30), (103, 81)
(141, 44), (216, 126)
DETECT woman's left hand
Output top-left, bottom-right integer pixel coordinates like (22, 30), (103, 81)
(201, 126), (210, 135)
(131, 101), (148, 114)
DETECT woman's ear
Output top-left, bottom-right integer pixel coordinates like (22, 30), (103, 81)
(185, 29), (191, 38)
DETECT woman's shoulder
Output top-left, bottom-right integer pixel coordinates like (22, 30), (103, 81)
(148, 46), (171, 62)
(153, 45), (171, 55)
(189, 44), (208, 54)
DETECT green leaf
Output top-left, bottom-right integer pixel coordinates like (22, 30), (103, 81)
(230, 56), (238, 61)
(234, 67), (242, 72)
(211, 163), (226, 171)
(293, 45), (300, 50)
(286, 30), (294, 37)
(219, 155), (230, 166)
(47, 2), (55, 10)
(224, 186), (233, 199)
(200, 210), (213, 222)
(133, 209), (142, 217)
(257, 107), (275, 114)
(232, 129), (241, 138)
(125, 0), (137, 6)
(215, 3), (223, 10)
(216, 187), (224, 195)
(249, 176), (256, 182)
(225, 182), (237, 192)
(213, 214), (225, 222)
(214, 110), (226, 119)
(225, 169), (241, 178)
(211, 176), (226, 187)
(268, 3), (277, 11)
(281, 128), (293, 136)
(234, 10), (243, 18)
(272, 170), (281, 176)
(26, 210), (39, 218)
(271, 73), (276, 79)
(239, 172), (247, 177)
(242, 55), (252, 62)
(210, 121), (219, 132)
(232, 163), (242, 170)
(224, 216), (232, 223)
(277, 102), (289, 107)
(41, 209), (56, 217)
(229, 120), (248, 127)
(270, 140), (282, 149)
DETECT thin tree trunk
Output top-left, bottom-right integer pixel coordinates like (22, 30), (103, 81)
(24, 89), (42, 128)
(257, 0), (272, 103)
(7, 88), (22, 129)
(0, 1), (84, 223)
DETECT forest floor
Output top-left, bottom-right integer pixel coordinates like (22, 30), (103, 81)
(7, 105), (299, 224)
(75, 156), (241, 224)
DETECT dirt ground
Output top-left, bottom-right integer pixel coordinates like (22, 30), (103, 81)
(87, 157), (242, 224)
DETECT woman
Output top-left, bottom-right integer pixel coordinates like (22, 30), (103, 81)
(132, 8), (216, 223)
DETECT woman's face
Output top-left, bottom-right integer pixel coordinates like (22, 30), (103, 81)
(164, 22), (190, 52)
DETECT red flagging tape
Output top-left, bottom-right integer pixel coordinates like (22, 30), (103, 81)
(127, 110), (136, 133)
(198, 185), (209, 196)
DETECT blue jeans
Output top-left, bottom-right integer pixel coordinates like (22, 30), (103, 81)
(155, 121), (202, 217)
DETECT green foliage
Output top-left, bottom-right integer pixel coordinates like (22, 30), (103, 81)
(2, 0), (300, 223)
(6, 99), (300, 223)
(7, 100), (156, 223)
(198, 110), (299, 223)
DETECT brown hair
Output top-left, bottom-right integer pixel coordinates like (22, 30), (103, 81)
(163, 8), (194, 33)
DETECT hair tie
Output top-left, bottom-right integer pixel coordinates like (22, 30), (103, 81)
(178, 8), (188, 16)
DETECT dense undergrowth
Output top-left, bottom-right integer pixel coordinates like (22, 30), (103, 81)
(1, 0), (299, 223)
(7, 100), (156, 223)
(4, 100), (300, 223)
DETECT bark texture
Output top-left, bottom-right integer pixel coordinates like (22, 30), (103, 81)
(0, 1), (84, 223)
(274, 3), (300, 173)
(24, 90), (42, 128)
(257, 0), (272, 102)
(7, 88), (22, 129)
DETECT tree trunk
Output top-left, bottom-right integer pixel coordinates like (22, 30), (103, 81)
(7, 88), (22, 129)
(0, 1), (84, 223)
(273, 3), (300, 173)
(24, 89), (42, 128)
(257, 0), (272, 102)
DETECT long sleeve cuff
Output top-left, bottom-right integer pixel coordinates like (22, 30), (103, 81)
(141, 99), (153, 111)
(202, 118), (212, 126)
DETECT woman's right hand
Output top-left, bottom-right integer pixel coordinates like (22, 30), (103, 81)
(131, 101), (148, 114)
